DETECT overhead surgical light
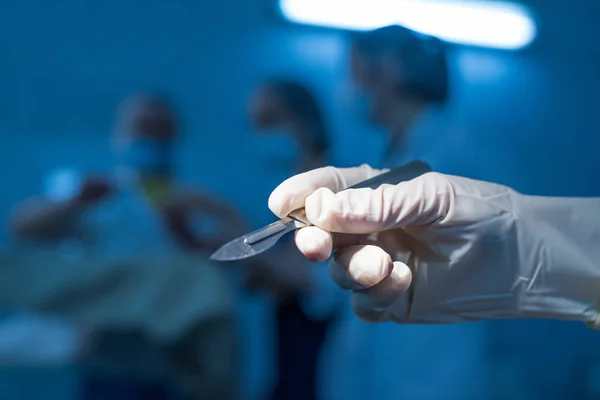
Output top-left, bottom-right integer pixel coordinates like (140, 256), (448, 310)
(279, 0), (537, 50)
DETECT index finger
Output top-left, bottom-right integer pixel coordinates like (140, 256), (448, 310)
(268, 164), (384, 218)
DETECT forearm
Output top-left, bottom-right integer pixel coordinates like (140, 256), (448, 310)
(9, 198), (83, 239)
(516, 195), (600, 325)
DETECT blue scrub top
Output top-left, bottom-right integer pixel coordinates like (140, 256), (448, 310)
(361, 105), (600, 400)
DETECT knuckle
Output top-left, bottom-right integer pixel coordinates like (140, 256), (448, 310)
(420, 171), (446, 185)
(324, 207), (343, 229)
(347, 248), (391, 288)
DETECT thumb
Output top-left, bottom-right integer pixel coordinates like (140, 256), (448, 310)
(305, 172), (453, 234)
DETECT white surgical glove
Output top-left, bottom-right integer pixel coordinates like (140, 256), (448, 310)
(268, 165), (600, 326)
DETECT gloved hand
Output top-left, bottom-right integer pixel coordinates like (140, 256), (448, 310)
(268, 164), (600, 326)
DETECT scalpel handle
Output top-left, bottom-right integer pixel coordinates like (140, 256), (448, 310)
(349, 160), (432, 190)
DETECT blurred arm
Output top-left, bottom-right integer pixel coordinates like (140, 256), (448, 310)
(167, 189), (249, 252)
(178, 189), (248, 234)
(8, 196), (84, 240)
(8, 175), (112, 240)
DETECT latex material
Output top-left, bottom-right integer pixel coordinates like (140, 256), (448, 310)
(269, 165), (600, 326)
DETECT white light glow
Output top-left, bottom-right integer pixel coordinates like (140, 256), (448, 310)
(279, 0), (536, 50)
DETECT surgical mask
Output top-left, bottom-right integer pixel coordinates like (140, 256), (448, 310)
(254, 132), (301, 171)
(121, 138), (174, 176)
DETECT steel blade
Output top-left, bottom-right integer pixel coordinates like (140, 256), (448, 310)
(210, 219), (298, 261)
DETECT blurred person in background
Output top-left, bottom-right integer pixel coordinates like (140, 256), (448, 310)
(337, 23), (598, 400)
(325, 24), (491, 400)
(246, 80), (344, 400)
(7, 92), (243, 399)
(11, 93), (245, 252)
(350, 25), (457, 169)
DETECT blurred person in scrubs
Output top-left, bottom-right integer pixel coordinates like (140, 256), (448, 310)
(334, 23), (599, 400)
(246, 80), (344, 400)
(7, 92), (243, 399)
(11, 93), (245, 252)
(323, 24), (490, 400)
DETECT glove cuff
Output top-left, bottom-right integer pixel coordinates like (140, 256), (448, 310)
(517, 195), (600, 327)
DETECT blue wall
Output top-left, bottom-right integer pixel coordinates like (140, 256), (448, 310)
(2, 0), (600, 209)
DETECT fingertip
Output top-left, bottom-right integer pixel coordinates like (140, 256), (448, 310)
(330, 245), (393, 290)
(294, 226), (333, 262)
(268, 176), (307, 218)
(267, 186), (289, 218)
(267, 166), (342, 218)
(390, 261), (412, 292)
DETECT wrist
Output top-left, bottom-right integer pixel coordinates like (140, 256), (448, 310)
(62, 196), (89, 215)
